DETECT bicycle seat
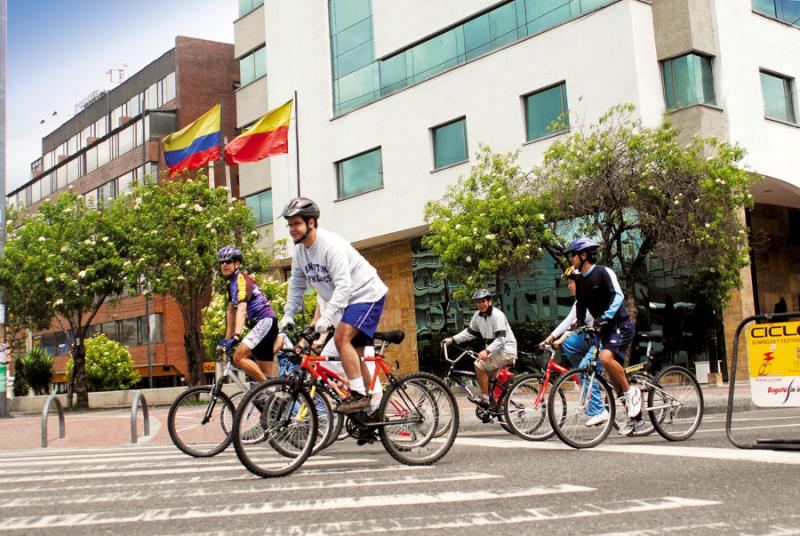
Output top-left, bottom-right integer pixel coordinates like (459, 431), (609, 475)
(374, 330), (405, 344)
(638, 330), (663, 341)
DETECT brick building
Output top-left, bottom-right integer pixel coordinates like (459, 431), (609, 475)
(7, 36), (239, 388)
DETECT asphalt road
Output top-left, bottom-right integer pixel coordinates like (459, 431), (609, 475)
(1, 407), (800, 535)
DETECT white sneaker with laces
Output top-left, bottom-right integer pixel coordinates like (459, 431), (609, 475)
(585, 410), (609, 427)
(624, 386), (642, 418)
(619, 418), (642, 436)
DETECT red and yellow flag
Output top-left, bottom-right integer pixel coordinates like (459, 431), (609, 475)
(224, 99), (292, 164)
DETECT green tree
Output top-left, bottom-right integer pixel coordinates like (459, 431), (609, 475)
(16, 346), (54, 395)
(113, 175), (266, 385)
(423, 146), (554, 298)
(536, 104), (755, 321)
(0, 193), (130, 408)
(67, 334), (140, 392)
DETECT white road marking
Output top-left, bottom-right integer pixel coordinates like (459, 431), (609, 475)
(176, 497), (719, 536)
(455, 436), (800, 464)
(0, 472), (498, 508)
(0, 484), (594, 530)
(0, 465), (431, 497)
(592, 521), (732, 535)
(0, 457), (378, 484)
(0, 452), (241, 470)
(697, 423), (800, 433)
(3, 444), (185, 459)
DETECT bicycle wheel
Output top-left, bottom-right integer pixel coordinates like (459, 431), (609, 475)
(415, 377), (456, 439)
(505, 374), (563, 441)
(232, 379), (318, 478)
(612, 372), (656, 437)
(649, 366), (704, 441)
(548, 367), (615, 449)
(321, 391), (345, 449)
(168, 386), (235, 457)
(267, 387), (334, 457)
(379, 372), (459, 466)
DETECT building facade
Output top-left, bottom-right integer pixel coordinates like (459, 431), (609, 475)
(7, 36), (239, 388)
(252, 0), (797, 378)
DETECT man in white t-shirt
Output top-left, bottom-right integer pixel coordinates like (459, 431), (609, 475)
(279, 197), (388, 413)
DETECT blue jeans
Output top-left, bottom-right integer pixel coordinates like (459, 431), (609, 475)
(560, 333), (605, 417)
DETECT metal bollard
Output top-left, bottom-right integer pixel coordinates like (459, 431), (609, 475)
(130, 391), (150, 444)
(41, 395), (65, 448)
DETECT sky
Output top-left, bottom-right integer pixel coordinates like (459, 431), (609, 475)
(6, 0), (236, 192)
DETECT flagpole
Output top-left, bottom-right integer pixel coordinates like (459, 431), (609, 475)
(294, 91), (301, 197)
(215, 99), (224, 189)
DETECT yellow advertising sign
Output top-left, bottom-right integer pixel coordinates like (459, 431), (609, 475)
(202, 361), (216, 374)
(746, 320), (800, 407)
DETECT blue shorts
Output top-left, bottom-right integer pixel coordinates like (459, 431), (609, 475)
(601, 319), (635, 361)
(341, 296), (385, 339)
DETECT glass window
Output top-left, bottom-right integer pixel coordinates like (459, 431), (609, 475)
(118, 124), (135, 155)
(146, 83), (158, 109)
(245, 189), (273, 226)
(68, 157), (80, 184)
(753, 0), (800, 23)
(432, 118), (468, 169)
(118, 171), (134, 196)
(240, 46), (266, 86)
(118, 317), (140, 347)
(31, 180), (41, 204)
(94, 117), (106, 139)
(98, 180), (117, 207)
(329, 0), (371, 33)
(128, 95), (141, 117)
(111, 105), (125, 130)
(85, 146), (98, 174)
(524, 0), (572, 35)
(661, 53), (716, 109)
(380, 52), (408, 95)
(40, 174), (53, 198)
(464, 14), (492, 60)
(412, 28), (464, 83)
(525, 82), (569, 141)
(761, 71), (796, 123)
(97, 139), (111, 168)
(67, 135), (78, 156)
(164, 72), (176, 103)
(238, 0), (263, 17)
(335, 62), (379, 114)
(337, 148), (382, 198)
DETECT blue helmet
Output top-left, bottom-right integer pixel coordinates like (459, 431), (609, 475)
(217, 245), (243, 263)
(565, 237), (599, 255)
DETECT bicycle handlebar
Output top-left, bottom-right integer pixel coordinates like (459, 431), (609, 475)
(441, 342), (477, 364)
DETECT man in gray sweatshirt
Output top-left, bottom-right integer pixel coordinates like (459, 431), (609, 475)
(279, 197), (388, 413)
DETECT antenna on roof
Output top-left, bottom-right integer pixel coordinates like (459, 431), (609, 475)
(106, 64), (128, 84)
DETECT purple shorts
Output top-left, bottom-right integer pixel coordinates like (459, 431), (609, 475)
(341, 296), (385, 339)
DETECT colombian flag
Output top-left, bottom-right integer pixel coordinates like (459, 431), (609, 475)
(224, 99), (292, 165)
(163, 104), (222, 177)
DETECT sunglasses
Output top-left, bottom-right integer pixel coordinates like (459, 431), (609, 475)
(219, 260), (234, 265)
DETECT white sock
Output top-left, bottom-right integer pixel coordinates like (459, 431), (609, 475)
(349, 377), (366, 396)
(625, 387), (636, 395)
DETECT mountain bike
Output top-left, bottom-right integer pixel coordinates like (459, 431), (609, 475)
(231, 328), (459, 478)
(435, 342), (523, 437)
(548, 325), (704, 449)
(167, 346), (253, 457)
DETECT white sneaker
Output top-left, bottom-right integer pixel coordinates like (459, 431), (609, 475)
(619, 419), (639, 436)
(624, 387), (642, 418)
(585, 410), (609, 427)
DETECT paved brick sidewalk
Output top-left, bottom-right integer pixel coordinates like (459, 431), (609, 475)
(0, 407), (172, 451)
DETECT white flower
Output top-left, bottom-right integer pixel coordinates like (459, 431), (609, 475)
(251, 230), (259, 236)
(228, 206), (234, 212)
(185, 260), (192, 266)
(123, 260), (132, 267)
(485, 234), (496, 240)
(465, 256), (472, 263)
(38, 236), (46, 242)
(715, 178), (724, 184)
(101, 236), (109, 242)
(206, 222), (213, 229)
(525, 255), (531, 260)
(455, 224), (461, 230)
(83, 239), (93, 245)
(475, 244), (482, 250)
(54, 299), (63, 306)
(538, 213), (545, 221)
(705, 223), (711, 228)
(193, 204), (203, 212)
(60, 245), (69, 252)
(45, 276), (53, 283)
(674, 200), (680, 205)
(78, 270), (87, 278)
(164, 262), (171, 268)
(177, 203), (187, 209)
(694, 198), (700, 203)
(472, 228), (478, 235)
(177, 275), (185, 281)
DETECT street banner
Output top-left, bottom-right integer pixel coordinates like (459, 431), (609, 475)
(747, 320), (800, 407)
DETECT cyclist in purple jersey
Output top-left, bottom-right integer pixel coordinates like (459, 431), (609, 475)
(217, 246), (277, 382)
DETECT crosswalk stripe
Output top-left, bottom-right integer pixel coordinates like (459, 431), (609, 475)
(0, 472), (499, 509)
(0, 484), (594, 531)
(0, 455), (252, 475)
(176, 497), (720, 536)
(454, 436), (800, 465)
(0, 457), (378, 484)
(0, 464), (431, 496)
(3, 445), (184, 459)
(0, 453), (242, 471)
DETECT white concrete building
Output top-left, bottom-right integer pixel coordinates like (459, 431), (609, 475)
(235, 0), (800, 375)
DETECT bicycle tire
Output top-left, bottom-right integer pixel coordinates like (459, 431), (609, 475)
(268, 388), (334, 457)
(548, 367), (615, 449)
(379, 372), (459, 466)
(505, 373), (563, 441)
(168, 386), (235, 458)
(612, 372), (657, 437)
(649, 366), (704, 441)
(232, 379), (318, 478)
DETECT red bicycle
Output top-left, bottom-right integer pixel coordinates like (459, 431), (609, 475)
(503, 344), (568, 441)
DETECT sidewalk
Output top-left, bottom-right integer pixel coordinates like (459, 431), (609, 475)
(0, 382), (754, 452)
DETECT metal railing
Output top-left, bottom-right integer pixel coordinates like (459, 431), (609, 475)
(41, 394), (65, 448)
(130, 391), (150, 444)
